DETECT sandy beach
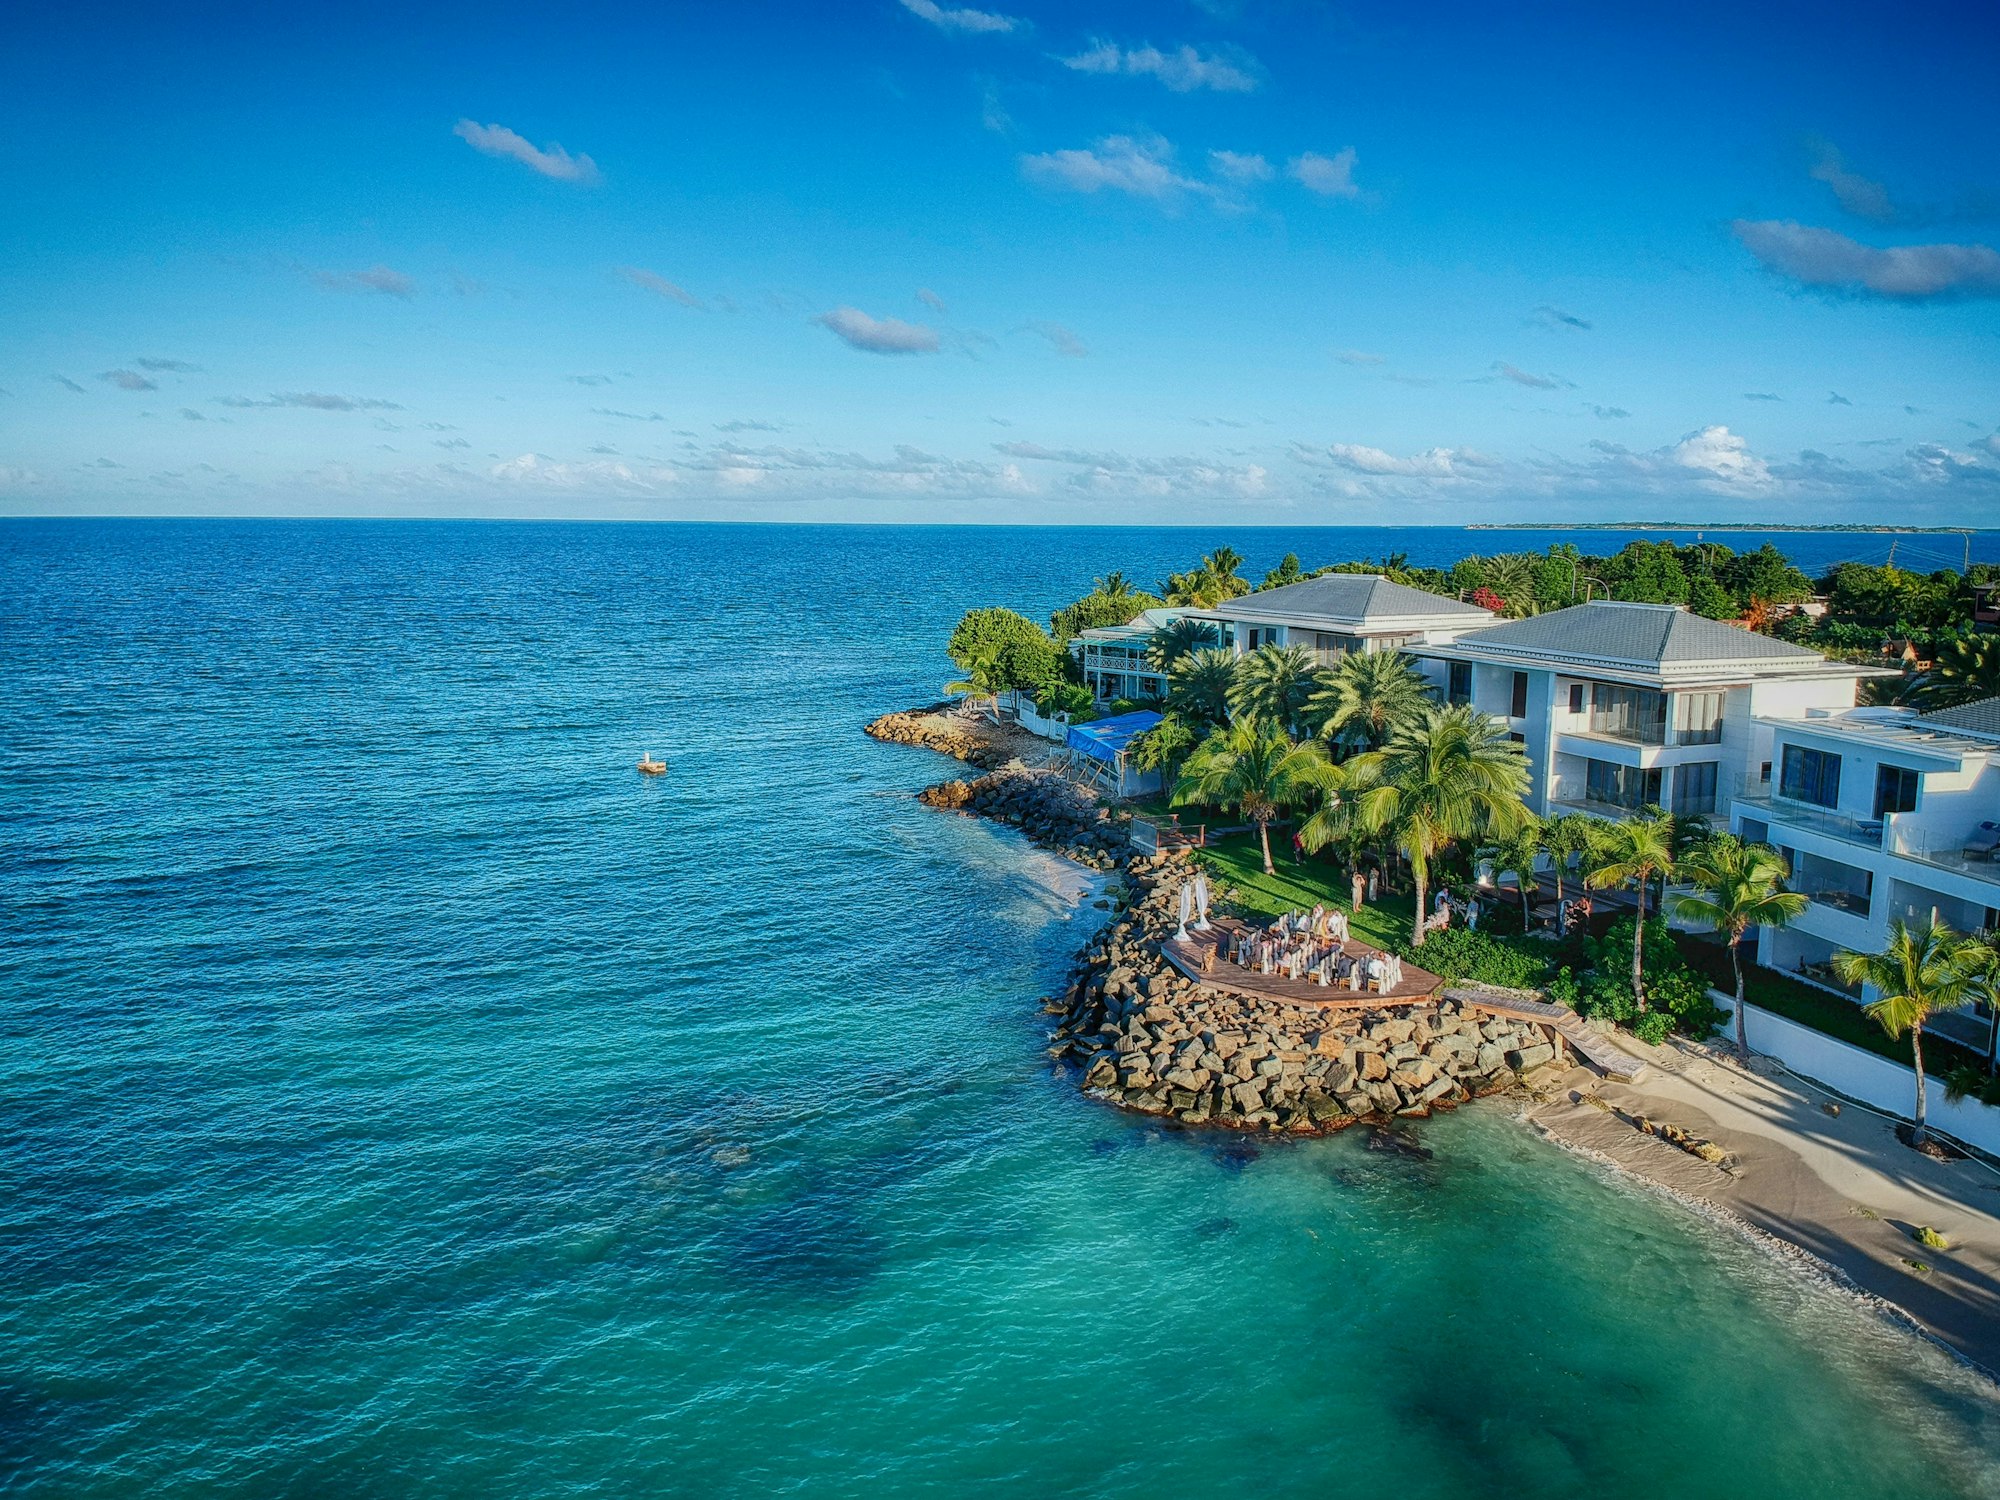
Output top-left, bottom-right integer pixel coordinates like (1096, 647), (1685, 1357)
(1530, 1042), (2000, 1375)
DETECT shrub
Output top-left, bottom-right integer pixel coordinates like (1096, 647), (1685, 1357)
(947, 608), (1066, 694)
(1547, 919), (1723, 1041)
(1389, 928), (1550, 989)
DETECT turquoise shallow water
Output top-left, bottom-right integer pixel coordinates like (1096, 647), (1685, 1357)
(4, 519), (1999, 1498)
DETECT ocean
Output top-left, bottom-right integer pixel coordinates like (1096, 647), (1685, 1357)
(3, 519), (1998, 1498)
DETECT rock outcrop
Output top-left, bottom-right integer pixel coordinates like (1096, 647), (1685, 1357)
(865, 709), (1007, 768)
(1048, 851), (1566, 1133)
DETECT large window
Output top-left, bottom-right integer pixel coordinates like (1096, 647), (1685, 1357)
(1448, 662), (1472, 706)
(1778, 744), (1841, 808)
(1792, 850), (1872, 917)
(1585, 758), (1662, 811)
(1511, 671), (1529, 719)
(1588, 683), (1668, 744)
(1671, 761), (1719, 816)
(1875, 764), (1920, 818)
(1673, 691), (1724, 746)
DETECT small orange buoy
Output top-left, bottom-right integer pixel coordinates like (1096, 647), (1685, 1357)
(637, 753), (667, 775)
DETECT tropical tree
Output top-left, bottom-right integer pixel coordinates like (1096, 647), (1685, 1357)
(1097, 571), (1134, 600)
(1323, 703), (1532, 947)
(1540, 813), (1598, 913)
(1145, 616), (1220, 673)
(1919, 636), (2000, 708)
(1203, 547), (1247, 595)
(1168, 646), (1239, 725)
(1583, 809), (1679, 1008)
(1480, 815), (1544, 926)
(1172, 719), (1332, 875)
(944, 639), (1004, 714)
(1130, 712), (1197, 785)
(947, 607), (1065, 694)
(1671, 834), (1808, 1057)
(1302, 649), (1432, 751)
(1480, 553), (1541, 617)
(1833, 917), (1979, 1147)
(1228, 642), (1319, 729)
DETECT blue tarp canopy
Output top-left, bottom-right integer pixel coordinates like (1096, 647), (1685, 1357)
(1065, 710), (1162, 764)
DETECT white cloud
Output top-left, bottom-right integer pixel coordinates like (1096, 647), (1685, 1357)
(1732, 220), (2000, 301)
(1668, 425), (1772, 487)
(136, 357), (201, 372)
(617, 266), (705, 309)
(1022, 135), (1207, 202)
(1335, 349), (1385, 367)
(1326, 442), (1467, 477)
(1807, 138), (1897, 224)
(897, 0), (1019, 35)
(916, 287), (948, 313)
(311, 265), (417, 298)
(1493, 362), (1564, 390)
(814, 306), (941, 354)
(1208, 150), (1273, 185)
(1287, 149), (1360, 199)
(217, 392), (404, 411)
(453, 119), (601, 184)
(100, 369), (157, 392)
(1058, 41), (1258, 93)
(1024, 321), (1088, 357)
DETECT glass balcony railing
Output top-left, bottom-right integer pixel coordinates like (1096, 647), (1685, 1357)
(1731, 784), (1886, 850)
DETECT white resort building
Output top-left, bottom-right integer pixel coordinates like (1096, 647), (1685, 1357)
(1081, 573), (1998, 1043)
(1730, 696), (2000, 1048)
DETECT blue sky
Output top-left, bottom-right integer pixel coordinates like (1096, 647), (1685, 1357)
(2, 0), (1997, 522)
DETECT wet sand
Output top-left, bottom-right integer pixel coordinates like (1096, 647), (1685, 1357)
(1529, 1042), (2000, 1374)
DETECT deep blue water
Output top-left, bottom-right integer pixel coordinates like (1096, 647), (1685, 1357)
(3, 519), (1998, 1498)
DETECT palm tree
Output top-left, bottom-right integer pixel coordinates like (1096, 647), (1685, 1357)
(1919, 637), (2000, 708)
(1202, 547), (1246, 595)
(1229, 643), (1318, 729)
(1302, 649), (1432, 751)
(1833, 917), (1979, 1147)
(1096, 571), (1134, 601)
(1145, 616), (1219, 673)
(1583, 809), (1678, 1008)
(1671, 834), (1808, 1057)
(945, 640), (1004, 716)
(1480, 553), (1541, 617)
(1172, 719), (1331, 875)
(1130, 712), (1197, 785)
(1480, 816), (1544, 927)
(1323, 703), (1532, 947)
(1540, 813), (1597, 914)
(1168, 646), (1239, 725)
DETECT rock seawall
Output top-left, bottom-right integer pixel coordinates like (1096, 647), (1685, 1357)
(1048, 851), (1566, 1133)
(865, 708), (1007, 768)
(919, 767), (1127, 871)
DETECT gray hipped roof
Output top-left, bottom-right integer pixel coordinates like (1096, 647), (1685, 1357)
(1450, 600), (1827, 669)
(1919, 695), (2000, 741)
(1216, 573), (1491, 624)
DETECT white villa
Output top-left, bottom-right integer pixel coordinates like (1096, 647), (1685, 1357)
(1731, 696), (2000, 1048)
(1076, 570), (1998, 1041)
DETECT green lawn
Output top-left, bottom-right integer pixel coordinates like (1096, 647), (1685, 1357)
(1191, 832), (1416, 951)
(1672, 932), (1984, 1074)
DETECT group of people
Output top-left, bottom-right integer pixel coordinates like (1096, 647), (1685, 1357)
(1209, 906), (1406, 994)
(1424, 888), (1482, 936)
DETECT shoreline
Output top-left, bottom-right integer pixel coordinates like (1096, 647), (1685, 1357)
(871, 701), (2000, 1376)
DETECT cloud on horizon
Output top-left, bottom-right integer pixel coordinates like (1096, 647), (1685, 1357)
(1733, 220), (2000, 301)
(217, 392), (403, 411)
(454, 119), (601, 184)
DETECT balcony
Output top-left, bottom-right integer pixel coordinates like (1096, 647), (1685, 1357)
(1883, 823), (2000, 889)
(1732, 784), (1885, 851)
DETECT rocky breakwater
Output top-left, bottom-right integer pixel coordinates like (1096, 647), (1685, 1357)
(865, 708), (1007, 769)
(1048, 852), (1570, 1132)
(919, 767), (1128, 871)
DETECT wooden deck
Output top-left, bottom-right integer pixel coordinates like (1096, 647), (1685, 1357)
(1159, 915), (1648, 1082)
(1160, 916), (1445, 1006)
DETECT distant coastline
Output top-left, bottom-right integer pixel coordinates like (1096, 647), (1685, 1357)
(1467, 523), (1990, 534)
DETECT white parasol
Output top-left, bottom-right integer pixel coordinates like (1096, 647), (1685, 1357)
(1176, 882), (1193, 942)
(1192, 872), (1211, 930)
